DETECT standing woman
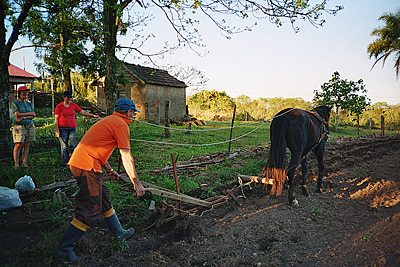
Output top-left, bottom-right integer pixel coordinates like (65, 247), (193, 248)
(55, 91), (99, 165)
(11, 86), (36, 168)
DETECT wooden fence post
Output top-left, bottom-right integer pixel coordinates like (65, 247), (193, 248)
(381, 116), (385, 136)
(155, 101), (160, 125)
(165, 101), (171, 138)
(228, 104), (236, 153)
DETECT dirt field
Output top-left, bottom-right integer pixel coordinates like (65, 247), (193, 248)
(1, 135), (400, 267)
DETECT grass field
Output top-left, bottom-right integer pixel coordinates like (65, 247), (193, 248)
(0, 117), (395, 190)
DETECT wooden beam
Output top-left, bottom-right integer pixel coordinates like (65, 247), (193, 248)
(118, 173), (211, 207)
(237, 174), (274, 185)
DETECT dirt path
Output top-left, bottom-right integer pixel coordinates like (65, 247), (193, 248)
(1, 136), (400, 266)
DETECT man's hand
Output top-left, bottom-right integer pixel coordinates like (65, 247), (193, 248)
(109, 169), (119, 180)
(133, 180), (145, 197)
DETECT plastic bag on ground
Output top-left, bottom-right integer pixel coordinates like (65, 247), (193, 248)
(15, 175), (35, 192)
(0, 186), (22, 211)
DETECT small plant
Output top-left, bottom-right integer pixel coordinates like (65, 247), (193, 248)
(311, 204), (320, 214)
(110, 239), (131, 254)
(362, 234), (372, 241)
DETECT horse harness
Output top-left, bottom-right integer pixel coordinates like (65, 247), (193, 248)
(308, 110), (329, 134)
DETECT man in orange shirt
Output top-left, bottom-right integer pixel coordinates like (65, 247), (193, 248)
(55, 98), (145, 262)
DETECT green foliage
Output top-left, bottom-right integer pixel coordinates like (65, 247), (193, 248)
(187, 90), (236, 114)
(188, 92), (313, 121)
(313, 71), (370, 127)
(23, 0), (94, 91)
(367, 10), (400, 79)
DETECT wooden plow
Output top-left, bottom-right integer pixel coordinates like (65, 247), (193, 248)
(117, 154), (277, 232)
(119, 173), (229, 232)
(119, 154), (231, 232)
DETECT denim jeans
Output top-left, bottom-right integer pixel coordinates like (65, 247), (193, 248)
(59, 127), (77, 165)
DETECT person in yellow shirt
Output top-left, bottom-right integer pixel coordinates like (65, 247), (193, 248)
(55, 98), (145, 262)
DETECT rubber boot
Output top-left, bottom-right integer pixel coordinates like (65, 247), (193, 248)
(55, 224), (85, 262)
(104, 213), (134, 242)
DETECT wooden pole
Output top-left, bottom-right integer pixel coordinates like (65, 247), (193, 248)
(165, 101), (171, 138)
(381, 116), (385, 136)
(171, 154), (180, 194)
(51, 75), (54, 115)
(228, 105), (236, 153)
(155, 101), (160, 125)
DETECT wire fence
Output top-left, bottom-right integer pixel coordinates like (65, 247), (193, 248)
(0, 116), (270, 163)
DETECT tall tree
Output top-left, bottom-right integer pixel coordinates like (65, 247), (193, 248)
(0, 0), (39, 159)
(313, 71), (368, 128)
(343, 93), (370, 137)
(23, 0), (93, 92)
(101, 0), (343, 113)
(367, 10), (400, 79)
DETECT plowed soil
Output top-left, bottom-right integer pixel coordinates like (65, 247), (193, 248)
(1, 135), (400, 267)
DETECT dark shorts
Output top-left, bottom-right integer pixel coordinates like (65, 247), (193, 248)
(70, 166), (112, 226)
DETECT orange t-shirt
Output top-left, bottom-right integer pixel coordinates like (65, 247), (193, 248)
(68, 112), (131, 173)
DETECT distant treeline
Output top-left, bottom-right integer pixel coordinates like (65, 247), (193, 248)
(33, 77), (400, 130)
(187, 90), (400, 130)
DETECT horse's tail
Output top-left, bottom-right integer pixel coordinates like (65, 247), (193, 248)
(266, 116), (287, 197)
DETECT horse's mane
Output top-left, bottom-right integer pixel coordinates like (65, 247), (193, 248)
(313, 105), (332, 122)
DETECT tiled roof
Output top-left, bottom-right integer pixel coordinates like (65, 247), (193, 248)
(124, 63), (187, 88)
(8, 64), (38, 78)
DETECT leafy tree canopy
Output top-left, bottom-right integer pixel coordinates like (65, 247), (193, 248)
(313, 71), (370, 127)
(367, 10), (400, 79)
(187, 90), (235, 113)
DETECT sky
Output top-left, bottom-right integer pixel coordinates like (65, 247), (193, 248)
(9, 0), (400, 105)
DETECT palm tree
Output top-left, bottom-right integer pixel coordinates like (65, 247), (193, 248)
(367, 10), (400, 79)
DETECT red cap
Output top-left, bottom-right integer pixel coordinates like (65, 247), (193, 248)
(17, 86), (29, 92)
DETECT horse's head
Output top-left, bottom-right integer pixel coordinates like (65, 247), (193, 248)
(314, 105), (332, 122)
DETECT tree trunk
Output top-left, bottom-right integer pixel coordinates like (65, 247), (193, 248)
(0, 59), (11, 159)
(334, 104), (339, 128)
(0, 3), (12, 159)
(103, 0), (118, 115)
(0, 0), (37, 159)
(62, 67), (72, 92)
(60, 32), (72, 92)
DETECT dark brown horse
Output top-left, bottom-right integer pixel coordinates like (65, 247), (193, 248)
(263, 106), (332, 205)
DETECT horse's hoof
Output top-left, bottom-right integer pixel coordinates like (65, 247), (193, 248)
(292, 199), (299, 206)
(302, 187), (310, 197)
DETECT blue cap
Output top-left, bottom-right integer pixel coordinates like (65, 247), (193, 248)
(115, 97), (140, 112)
(63, 91), (73, 97)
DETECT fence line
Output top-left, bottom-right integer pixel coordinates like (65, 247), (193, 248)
(0, 115), (276, 163)
(130, 121), (267, 146)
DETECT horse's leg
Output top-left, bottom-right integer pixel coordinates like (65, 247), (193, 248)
(314, 144), (326, 193)
(301, 157), (310, 197)
(287, 152), (302, 205)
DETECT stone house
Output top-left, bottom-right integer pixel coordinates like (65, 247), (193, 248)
(95, 62), (187, 123)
